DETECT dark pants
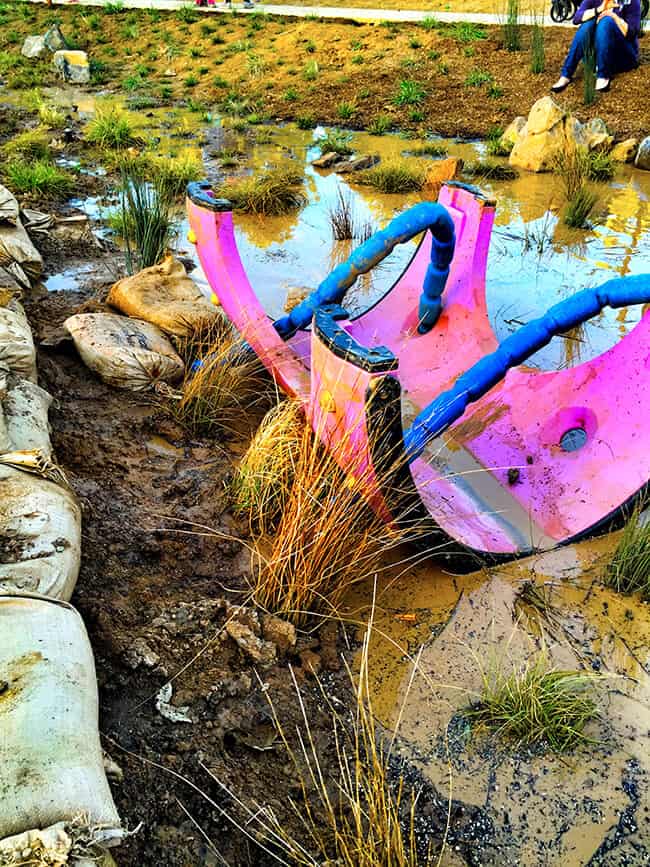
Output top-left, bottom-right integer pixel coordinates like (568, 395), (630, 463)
(561, 17), (638, 79)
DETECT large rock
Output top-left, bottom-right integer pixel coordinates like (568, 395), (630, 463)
(508, 97), (612, 172)
(610, 138), (638, 163)
(53, 50), (90, 84)
(635, 136), (650, 171)
(501, 115), (526, 147)
(21, 35), (46, 59)
(44, 24), (67, 52)
(335, 154), (379, 173)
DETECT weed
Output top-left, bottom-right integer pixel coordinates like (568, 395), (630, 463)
(584, 37), (597, 105)
(153, 153), (203, 199)
(453, 22), (487, 42)
(605, 505), (650, 600)
(303, 59), (319, 81)
(327, 186), (357, 240)
(305, 39), (316, 53)
(530, 19), (545, 74)
(367, 114), (392, 135)
(86, 104), (136, 149)
(394, 79), (426, 106)
(465, 68), (493, 87)
(337, 101), (356, 120)
(421, 15), (441, 30)
(316, 129), (354, 155)
(184, 74), (199, 88)
(463, 160), (518, 180)
(586, 149), (615, 181)
(488, 84), (504, 99)
(176, 3), (199, 23)
(351, 53), (364, 65)
(466, 652), (599, 751)
(502, 0), (521, 51)
(409, 142), (448, 157)
(247, 53), (266, 78)
(5, 160), (73, 198)
(2, 128), (51, 161)
(358, 159), (426, 193)
(103, 1), (124, 12)
(296, 114), (316, 129)
(115, 163), (174, 274)
(218, 167), (306, 215)
(438, 60), (449, 75)
(564, 186), (598, 228)
(284, 87), (299, 101)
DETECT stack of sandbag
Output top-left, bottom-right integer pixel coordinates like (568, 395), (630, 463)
(0, 185), (43, 290)
(0, 596), (123, 862)
(0, 297), (122, 860)
(107, 254), (221, 337)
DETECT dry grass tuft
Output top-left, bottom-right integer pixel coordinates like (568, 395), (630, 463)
(169, 320), (269, 436)
(206, 621), (440, 865)
(218, 166), (307, 215)
(231, 399), (305, 535)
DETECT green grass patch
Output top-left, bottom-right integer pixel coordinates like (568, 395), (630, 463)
(605, 506), (650, 600)
(357, 159), (426, 193)
(393, 79), (426, 106)
(316, 129), (354, 155)
(5, 160), (74, 198)
(218, 166), (306, 215)
(86, 104), (137, 149)
(466, 653), (599, 751)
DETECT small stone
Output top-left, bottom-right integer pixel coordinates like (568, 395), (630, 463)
(300, 649), (322, 676)
(226, 621), (277, 666)
(122, 637), (160, 670)
(335, 154), (379, 173)
(21, 35), (46, 59)
(102, 751), (124, 783)
(634, 136), (650, 171)
(583, 117), (613, 152)
(53, 50), (90, 85)
(610, 138), (638, 163)
(284, 285), (310, 313)
(312, 151), (344, 169)
(262, 613), (297, 653)
(44, 25), (67, 52)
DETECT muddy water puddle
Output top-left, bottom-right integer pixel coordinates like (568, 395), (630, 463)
(25, 90), (650, 376)
(345, 537), (650, 864)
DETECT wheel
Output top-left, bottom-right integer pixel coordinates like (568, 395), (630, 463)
(550, 0), (571, 23)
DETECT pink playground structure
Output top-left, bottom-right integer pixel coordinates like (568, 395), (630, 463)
(187, 180), (650, 569)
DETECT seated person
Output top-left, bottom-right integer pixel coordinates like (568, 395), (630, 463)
(551, 0), (641, 93)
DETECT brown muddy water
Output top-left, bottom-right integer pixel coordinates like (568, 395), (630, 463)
(7, 88), (650, 864)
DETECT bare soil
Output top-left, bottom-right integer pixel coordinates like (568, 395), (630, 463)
(1, 4), (649, 142)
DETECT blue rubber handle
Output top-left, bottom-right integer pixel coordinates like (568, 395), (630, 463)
(273, 202), (456, 339)
(404, 274), (650, 461)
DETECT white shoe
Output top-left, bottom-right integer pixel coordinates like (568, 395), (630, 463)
(550, 76), (571, 93)
(595, 77), (611, 91)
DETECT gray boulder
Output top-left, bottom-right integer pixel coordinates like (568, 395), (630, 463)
(44, 25), (67, 52)
(335, 155), (380, 173)
(634, 136), (650, 171)
(21, 35), (46, 59)
(53, 50), (90, 85)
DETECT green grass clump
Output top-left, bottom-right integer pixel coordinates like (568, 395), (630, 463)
(152, 153), (203, 199)
(465, 68), (493, 87)
(5, 160), (74, 197)
(86, 104), (137, 149)
(486, 125), (513, 157)
(408, 142), (448, 157)
(357, 159), (426, 193)
(2, 128), (51, 161)
(585, 150), (615, 182)
(218, 167), (306, 215)
(367, 114), (392, 136)
(530, 20), (545, 74)
(463, 160), (518, 180)
(316, 129), (354, 156)
(466, 654), (599, 751)
(337, 101), (356, 120)
(393, 79), (426, 106)
(502, 0), (521, 51)
(564, 187), (598, 227)
(605, 507), (650, 599)
(453, 22), (487, 42)
(113, 164), (175, 274)
(584, 39), (597, 106)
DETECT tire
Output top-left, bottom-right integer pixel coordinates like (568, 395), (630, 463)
(550, 0), (571, 23)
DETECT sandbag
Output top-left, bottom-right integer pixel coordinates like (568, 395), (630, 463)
(0, 464), (80, 600)
(0, 298), (37, 382)
(107, 254), (221, 337)
(0, 373), (53, 457)
(64, 312), (184, 391)
(0, 185), (43, 288)
(0, 595), (121, 842)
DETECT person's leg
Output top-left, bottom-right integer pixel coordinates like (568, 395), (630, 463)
(595, 16), (638, 79)
(561, 20), (597, 77)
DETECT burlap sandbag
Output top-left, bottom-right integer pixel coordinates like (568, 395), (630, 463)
(0, 464), (81, 600)
(0, 373), (53, 457)
(0, 595), (121, 842)
(0, 298), (37, 382)
(107, 255), (220, 337)
(64, 312), (184, 391)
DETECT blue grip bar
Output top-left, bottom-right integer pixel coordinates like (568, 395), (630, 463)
(403, 274), (650, 462)
(273, 202), (456, 339)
